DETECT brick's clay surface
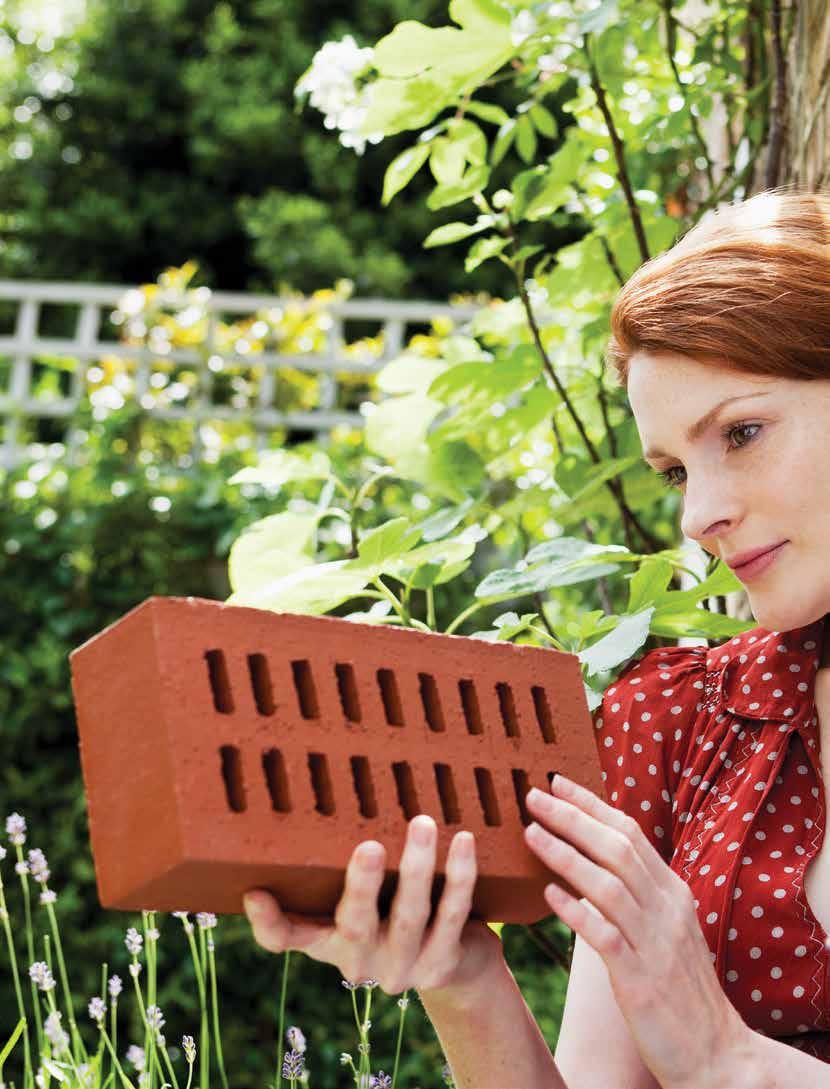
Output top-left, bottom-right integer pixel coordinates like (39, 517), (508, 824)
(69, 596), (603, 924)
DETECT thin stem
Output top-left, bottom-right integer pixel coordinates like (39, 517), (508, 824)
(206, 940), (229, 1089)
(0, 873), (33, 1087)
(15, 846), (44, 1057)
(274, 949), (291, 1089)
(43, 898), (87, 1064)
(390, 993), (409, 1089)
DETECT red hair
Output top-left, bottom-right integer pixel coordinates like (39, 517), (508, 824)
(606, 185), (830, 388)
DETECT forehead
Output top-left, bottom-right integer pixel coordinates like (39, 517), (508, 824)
(626, 351), (781, 421)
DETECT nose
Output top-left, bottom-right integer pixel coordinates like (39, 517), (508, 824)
(679, 480), (734, 543)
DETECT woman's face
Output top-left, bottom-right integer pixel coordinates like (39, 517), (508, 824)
(627, 349), (830, 635)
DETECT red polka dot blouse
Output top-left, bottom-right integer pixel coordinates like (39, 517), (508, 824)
(592, 615), (830, 1063)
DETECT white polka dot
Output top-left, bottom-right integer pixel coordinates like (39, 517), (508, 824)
(770, 966), (783, 979)
(770, 1010), (783, 1021)
(726, 969), (738, 981)
(751, 988), (762, 1000)
(793, 985), (805, 998)
(795, 945), (807, 957)
(728, 928), (737, 940)
(771, 927), (783, 938)
(750, 947), (762, 958)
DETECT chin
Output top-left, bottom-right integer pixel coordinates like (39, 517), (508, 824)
(746, 596), (827, 635)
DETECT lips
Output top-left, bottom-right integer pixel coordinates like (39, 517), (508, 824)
(726, 541), (788, 571)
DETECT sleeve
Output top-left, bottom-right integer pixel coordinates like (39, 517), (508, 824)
(590, 644), (707, 865)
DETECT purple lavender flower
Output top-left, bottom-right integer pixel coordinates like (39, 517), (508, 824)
(370, 1072), (392, 1088)
(281, 1049), (305, 1079)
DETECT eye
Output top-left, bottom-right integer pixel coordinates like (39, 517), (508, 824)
(656, 422), (762, 489)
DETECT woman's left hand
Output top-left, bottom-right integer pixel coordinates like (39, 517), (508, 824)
(524, 774), (751, 1089)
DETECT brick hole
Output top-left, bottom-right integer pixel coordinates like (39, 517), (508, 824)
(335, 662), (362, 723)
(291, 660), (319, 719)
(418, 672), (445, 732)
(434, 763), (461, 824)
(377, 668), (404, 726)
(308, 752), (335, 815)
(248, 653), (274, 715)
(511, 768), (532, 826)
(392, 761), (419, 820)
(458, 679), (483, 735)
(350, 756), (378, 818)
(474, 767), (501, 826)
(531, 685), (555, 743)
(262, 749), (291, 812)
(220, 745), (246, 812)
(205, 650), (234, 714)
(496, 681), (519, 738)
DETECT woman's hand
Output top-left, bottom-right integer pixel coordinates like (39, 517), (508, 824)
(243, 815), (504, 999)
(524, 774), (750, 1089)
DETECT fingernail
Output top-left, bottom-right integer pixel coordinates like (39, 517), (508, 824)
(412, 817), (434, 846)
(244, 893), (266, 916)
(358, 843), (384, 868)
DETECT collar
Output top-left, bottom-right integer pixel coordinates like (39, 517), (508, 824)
(704, 614), (827, 726)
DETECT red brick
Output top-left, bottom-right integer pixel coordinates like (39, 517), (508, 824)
(69, 596), (603, 924)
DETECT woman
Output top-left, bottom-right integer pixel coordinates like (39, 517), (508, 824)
(243, 186), (830, 1088)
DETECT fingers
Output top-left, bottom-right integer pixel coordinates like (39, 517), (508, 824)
(382, 815), (438, 991)
(243, 889), (331, 955)
(418, 829), (477, 982)
(333, 840), (386, 980)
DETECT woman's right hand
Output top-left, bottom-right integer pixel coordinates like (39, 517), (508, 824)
(242, 813), (505, 998)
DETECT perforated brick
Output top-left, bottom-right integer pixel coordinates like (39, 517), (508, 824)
(69, 596), (603, 924)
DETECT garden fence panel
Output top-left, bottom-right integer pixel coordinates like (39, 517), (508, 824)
(0, 280), (480, 471)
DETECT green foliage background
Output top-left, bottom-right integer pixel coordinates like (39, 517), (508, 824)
(0, 0), (788, 1085)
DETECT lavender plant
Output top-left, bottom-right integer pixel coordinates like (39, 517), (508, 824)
(0, 814), (432, 1089)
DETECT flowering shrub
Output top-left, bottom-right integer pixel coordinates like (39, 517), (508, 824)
(0, 814), (453, 1089)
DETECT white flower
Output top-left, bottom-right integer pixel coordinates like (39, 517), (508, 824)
(109, 974), (123, 999)
(44, 1011), (70, 1055)
(129, 962), (142, 979)
(146, 926), (160, 941)
(27, 849), (49, 885)
(39, 889), (57, 905)
(286, 1025), (306, 1054)
(126, 1045), (146, 1072)
(88, 996), (106, 1023)
(6, 814), (26, 846)
(196, 912), (217, 930)
(15, 861), (28, 876)
(183, 1035), (196, 1064)
(146, 1005), (165, 1031)
(510, 10), (538, 46)
(28, 962), (55, 991)
(0, 845), (6, 861)
(125, 927), (143, 955)
(295, 35), (383, 155)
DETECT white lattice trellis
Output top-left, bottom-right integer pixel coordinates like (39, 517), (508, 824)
(0, 281), (481, 470)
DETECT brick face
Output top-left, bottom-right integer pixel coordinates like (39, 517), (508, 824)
(70, 596), (603, 924)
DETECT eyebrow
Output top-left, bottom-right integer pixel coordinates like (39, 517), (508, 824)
(643, 392), (773, 460)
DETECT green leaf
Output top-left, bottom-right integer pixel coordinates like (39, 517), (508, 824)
(578, 608), (655, 678)
(529, 102), (557, 138)
(579, 0), (621, 36)
(417, 498), (476, 541)
(0, 1019), (25, 1070)
(423, 218), (493, 248)
(430, 136), (468, 184)
(357, 517), (422, 565)
(228, 449), (331, 488)
(515, 114), (538, 163)
(551, 455), (641, 524)
(627, 555), (675, 612)
(491, 119), (517, 166)
(464, 100), (510, 126)
(228, 560), (378, 616)
(382, 142), (432, 205)
(228, 511), (320, 595)
(426, 165), (490, 210)
(465, 234), (509, 272)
